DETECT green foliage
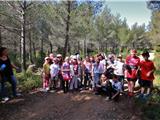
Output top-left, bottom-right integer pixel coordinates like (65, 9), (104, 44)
(16, 72), (42, 92)
(142, 104), (160, 120)
(35, 51), (46, 68)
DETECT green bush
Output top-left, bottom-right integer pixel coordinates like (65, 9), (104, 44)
(16, 72), (42, 92)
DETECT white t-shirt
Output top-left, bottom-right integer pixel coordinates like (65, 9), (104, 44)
(50, 63), (60, 77)
(114, 61), (124, 76)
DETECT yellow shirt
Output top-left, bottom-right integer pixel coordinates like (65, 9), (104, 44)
(43, 63), (50, 75)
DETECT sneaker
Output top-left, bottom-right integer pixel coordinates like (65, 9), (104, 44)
(46, 87), (50, 91)
(15, 93), (22, 97)
(105, 97), (110, 101)
(1, 97), (9, 103)
(49, 90), (55, 93)
(40, 88), (48, 92)
(136, 94), (144, 99)
(94, 92), (100, 95)
(144, 94), (151, 100)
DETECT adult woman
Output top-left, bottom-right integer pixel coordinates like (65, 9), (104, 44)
(0, 47), (20, 102)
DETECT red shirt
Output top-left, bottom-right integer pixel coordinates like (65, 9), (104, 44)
(140, 60), (155, 81)
(125, 55), (140, 79)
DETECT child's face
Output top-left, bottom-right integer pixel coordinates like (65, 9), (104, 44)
(113, 77), (118, 82)
(143, 55), (149, 60)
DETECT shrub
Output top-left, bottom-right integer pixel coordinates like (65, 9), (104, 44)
(16, 72), (42, 92)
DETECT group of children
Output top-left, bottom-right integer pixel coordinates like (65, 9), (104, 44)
(0, 46), (156, 103)
(42, 49), (156, 101)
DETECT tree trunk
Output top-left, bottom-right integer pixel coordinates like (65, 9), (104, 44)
(41, 36), (44, 60)
(29, 29), (33, 64)
(33, 42), (36, 60)
(0, 28), (2, 47)
(20, 1), (27, 71)
(50, 42), (52, 53)
(13, 41), (17, 59)
(63, 0), (71, 58)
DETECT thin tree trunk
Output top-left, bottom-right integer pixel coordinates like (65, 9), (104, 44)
(21, 1), (27, 71)
(41, 36), (44, 60)
(29, 29), (33, 64)
(63, 0), (71, 58)
(50, 42), (52, 53)
(0, 28), (2, 47)
(33, 42), (36, 60)
(28, 15), (33, 64)
(13, 41), (17, 53)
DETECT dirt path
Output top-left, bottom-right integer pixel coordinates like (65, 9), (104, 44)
(0, 90), (142, 120)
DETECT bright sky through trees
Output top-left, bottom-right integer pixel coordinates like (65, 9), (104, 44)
(106, 0), (151, 28)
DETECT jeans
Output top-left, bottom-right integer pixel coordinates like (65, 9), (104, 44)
(93, 73), (101, 88)
(1, 75), (17, 98)
(84, 72), (92, 88)
(70, 75), (78, 90)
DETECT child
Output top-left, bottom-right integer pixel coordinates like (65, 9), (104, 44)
(69, 56), (80, 91)
(138, 51), (156, 99)
(50, 57), (60, 91)
(114, 54), (125, 91)
(61, 57), (71, 93)
(110, 74), (122, 101)
(125, 49), (140, 97)
(92, 57), (104, 91)
(42, 57), (51, 92)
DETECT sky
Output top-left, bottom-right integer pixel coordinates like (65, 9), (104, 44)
(105, 0), (152, 28)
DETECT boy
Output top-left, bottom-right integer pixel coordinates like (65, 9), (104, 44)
(139, 51), (156, 99)
(110, 74), (122, 101)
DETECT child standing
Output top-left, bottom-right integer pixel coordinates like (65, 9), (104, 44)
(70, 56), (80, 91)
(61, 57), (71, 93)
(139, 51), (156, 99)
(42, 57), (50, 92)
(50, 57), (60, 91)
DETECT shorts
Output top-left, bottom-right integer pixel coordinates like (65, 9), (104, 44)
(127, 78), (137, 82)
(139, 79), (152, 88)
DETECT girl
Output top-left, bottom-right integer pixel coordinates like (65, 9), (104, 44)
(83, 56), (92, 89)
(70, 56), (80, 91)
(50, 57), (60, 91)
(42, 57), (51, 92)
(61, 57), (71, 93)
(125, 49), (140, 97)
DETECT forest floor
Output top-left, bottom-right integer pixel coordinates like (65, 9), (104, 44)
(0, 89), (142, 120)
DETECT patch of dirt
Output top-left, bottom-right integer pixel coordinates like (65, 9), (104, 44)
(0, 90), (141, 120)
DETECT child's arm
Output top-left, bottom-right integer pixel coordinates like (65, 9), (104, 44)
(147, 63), (156, 77)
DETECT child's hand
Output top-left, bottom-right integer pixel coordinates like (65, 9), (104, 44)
(146, 71), (151, 77)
